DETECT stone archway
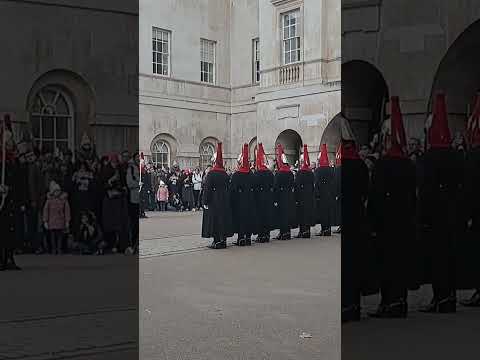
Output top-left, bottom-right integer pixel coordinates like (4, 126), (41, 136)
(320, 113), (348, 161)
(429, 19), (480, 139)
(342, 60), (389, 146)
(275, 129), (303, 166)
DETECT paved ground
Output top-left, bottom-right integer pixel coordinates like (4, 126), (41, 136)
(0, 252), (137, 360)
(140, 211), (341, 360)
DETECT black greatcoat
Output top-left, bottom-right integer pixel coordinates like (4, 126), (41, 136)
(295, 170), (315, 228)
(273, 171), (296, 233)
(332, 166), (341, 226)
(341, 158), (369, 306)
(419, 148), (465, 297)
(1, 160), (27, 249)
(456, 147), (480, 289)
(369, 157), (417, 298)
(314, 166), (335, 228)
(253, 170), (275, 235)
(201, 170), (233, 240)
(230, 171), (256, 236)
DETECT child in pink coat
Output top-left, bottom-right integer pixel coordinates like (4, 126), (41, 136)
(156, 181), (169, 211)
(43, 181), (71, 254)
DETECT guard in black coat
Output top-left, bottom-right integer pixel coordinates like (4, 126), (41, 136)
(295, 144), (315, 238)
(314, 143), (334, 236)
(230, 143), (255, 246)
(341, 139), (370, 322)
(333, 144), (342, 232)
(459, 95), (480, 307)
(201, 142), (233, 249)
(419, 93), (464, 313)
(273, 143), (295, 240)
(368, 96), (417, 318)
(253, 143), (275, 243)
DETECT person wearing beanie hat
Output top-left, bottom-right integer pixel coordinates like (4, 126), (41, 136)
(252, 143), (275, 243)
(230, 144), (256, 246)
(459, 93), (480, 307)
(201, 142), (233, 249)
(273, 143), (295, 240)
(367, 96), (417, 318)
(341, 135), (370, 323)
(294, 144), (315, 238)
(314, 144), (335, 237)
(418, 93), (465, 313)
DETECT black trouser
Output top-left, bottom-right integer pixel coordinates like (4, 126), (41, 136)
(299, 225), (310, 234)
(193, 190), (200, 208)
(49, 230), (64, 252)
(380, 283), (407, 305)
(129, 202), (139, 249)
(158, 201), (166, 211)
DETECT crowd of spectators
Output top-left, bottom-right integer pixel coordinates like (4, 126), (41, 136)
(15, 134), (140, 255)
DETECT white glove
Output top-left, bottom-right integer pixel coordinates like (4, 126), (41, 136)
(44, 222), (49, 230)
(203, 205), (209, 210)
(274, 202), (278, 207)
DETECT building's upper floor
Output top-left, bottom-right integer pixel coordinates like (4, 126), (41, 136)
(139, 0), (340, 93)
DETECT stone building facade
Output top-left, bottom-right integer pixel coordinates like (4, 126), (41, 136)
(139, 0), (341, 169)
(0, 0), (138, 156)
(342, 0), (480, 147)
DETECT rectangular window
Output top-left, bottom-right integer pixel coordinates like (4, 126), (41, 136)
(152, 27), (170, 76)
(200, 39), (215, 84)
(282, 9), (301, 64)
(253, 38), (260, 83)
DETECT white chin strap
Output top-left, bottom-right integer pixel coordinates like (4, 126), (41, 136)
(281, 153), (288, 164)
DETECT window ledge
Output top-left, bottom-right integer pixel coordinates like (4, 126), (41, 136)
(271, 0), (293, 6)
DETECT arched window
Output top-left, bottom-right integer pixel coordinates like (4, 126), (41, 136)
(200, 142), (215, 169)
(30, 87), (73, 154)
(151, 140), (170, 168)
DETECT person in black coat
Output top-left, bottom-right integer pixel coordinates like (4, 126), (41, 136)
(230, 144), (256, 246)
(1, 155), (26, 270)
(341, 139), (370, 322)
(368, 96), (417, 318)
(295, 144), (315, 238)
(314, 143), (335, 236)
(201, 142), (233, 249)
(273, 144), (296, 240)
(419, 93), (465, 313)
(253, 143), (275, 243)
(332, 144), (342, 232)
(459, 95), (480, 306)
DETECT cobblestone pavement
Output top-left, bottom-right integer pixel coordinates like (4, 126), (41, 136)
(140, 211), (341, 360)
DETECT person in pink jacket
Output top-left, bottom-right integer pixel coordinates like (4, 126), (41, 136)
(43, 181), (71, 254)
(156, 181), (169, 211)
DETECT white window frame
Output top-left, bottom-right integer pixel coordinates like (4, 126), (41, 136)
(253, 38), (260, 84)
(152, 27), (171, 77)
(151, 140), (170, 169)
(200, 39), (216, 84)
(281, 9), (301, 65)
(30, 87), (74, 155)
(200, 142), (216, 169)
